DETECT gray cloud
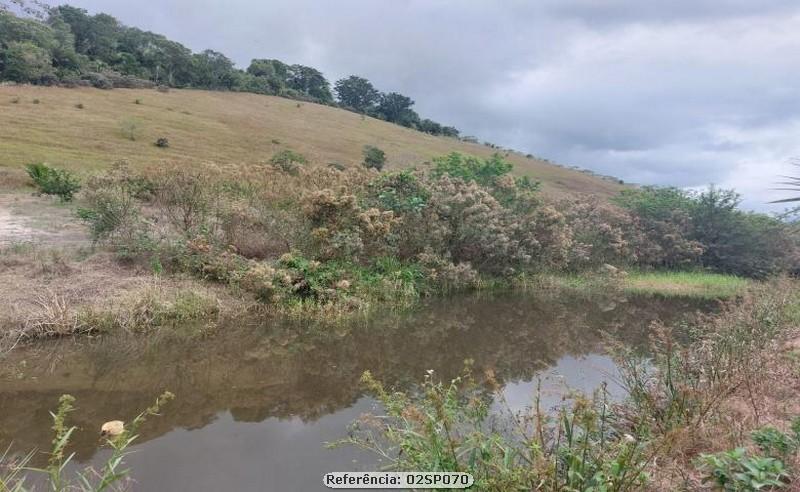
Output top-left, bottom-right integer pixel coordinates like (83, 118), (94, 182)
(55, 0), (800, 211)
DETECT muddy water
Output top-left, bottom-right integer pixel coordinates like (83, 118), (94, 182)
(0, 291), (708, 491)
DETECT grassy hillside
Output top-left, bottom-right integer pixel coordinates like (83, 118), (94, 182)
(0, 85), (623, 197)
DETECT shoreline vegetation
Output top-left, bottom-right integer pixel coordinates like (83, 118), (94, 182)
(1, 146), (794, 345)
(340, 278), (800, 491)
(534, 270), (751, 300)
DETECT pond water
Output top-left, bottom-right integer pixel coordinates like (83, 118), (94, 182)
(0, 291), (709, 491)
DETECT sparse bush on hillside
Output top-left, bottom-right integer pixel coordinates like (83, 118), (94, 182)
(362, 145), (386, 171)
(77, 165), (148, 246)
(119, 117), (141, 141)
(155, 137), (169, 148)
(155, 170), (214, 236)
(25, 163), (81, 202)
(269, 149), (307, 174)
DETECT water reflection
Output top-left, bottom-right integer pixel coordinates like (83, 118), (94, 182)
(0, 291), (709, 490)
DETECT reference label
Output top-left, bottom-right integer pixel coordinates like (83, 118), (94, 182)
(324, 472), (474, 489)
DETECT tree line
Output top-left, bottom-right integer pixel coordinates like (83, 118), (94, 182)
(0, 4), (460, 137)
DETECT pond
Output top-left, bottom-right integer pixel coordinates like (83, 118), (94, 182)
(0, 291), (709, 491)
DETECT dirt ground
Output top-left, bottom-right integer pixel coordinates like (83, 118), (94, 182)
(0, 192), (87, 247)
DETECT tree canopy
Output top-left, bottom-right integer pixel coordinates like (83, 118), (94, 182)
(334, 75), (379, 112)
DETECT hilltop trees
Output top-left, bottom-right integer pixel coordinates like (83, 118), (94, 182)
(286, 64), (333, 102)
(0, 4), (460, 135)
(246, 58), (288, 94)
(191, 49), (236, 89)
(334, 75), (380, 112)
(2, 41), (52, 81)
(333, 76), (457, 137)
(375, 92), (419, 127)
(245, 60), (334, 102)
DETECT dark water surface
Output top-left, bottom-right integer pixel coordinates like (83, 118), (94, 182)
(0, 291), (709, 491)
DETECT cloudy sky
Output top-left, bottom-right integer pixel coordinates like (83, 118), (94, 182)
(53, 0), (800, 211)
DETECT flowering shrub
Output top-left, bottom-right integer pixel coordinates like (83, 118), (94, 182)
(303, 188), (398, 261)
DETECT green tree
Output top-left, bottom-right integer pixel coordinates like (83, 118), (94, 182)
(376, 92), (420, 127)
(1, 40), (52, 81)
(191, 49), (236, 89)
(246, 58), (289, 94)
(418, 118), (443, 135)
(334, 75), (379, 112)
(286, 64), (332, 102)
(442, 126), (460, 138)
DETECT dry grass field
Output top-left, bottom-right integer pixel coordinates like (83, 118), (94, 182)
(0, 84), (624, 198)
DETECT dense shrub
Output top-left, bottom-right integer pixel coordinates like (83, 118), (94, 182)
(81, 72), (113, 89)
(104, 72), (155, 89)
(155, 137), (169, 148)
(362, 145), (386, 171)
(303, 188), (398, 261)
(72, 150), (799, 318)
(431, 152), (512, 187)
(25, 163), (81, 201)
(615, 186), (799, 277)
(269, 149), (307, 174)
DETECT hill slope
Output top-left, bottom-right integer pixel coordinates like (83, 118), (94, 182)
(0, 85), (623, 197)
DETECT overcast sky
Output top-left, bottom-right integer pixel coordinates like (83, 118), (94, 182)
(51, 0), (800, 211)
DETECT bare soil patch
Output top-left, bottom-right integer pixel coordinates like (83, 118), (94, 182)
(0, 192), (87, 247)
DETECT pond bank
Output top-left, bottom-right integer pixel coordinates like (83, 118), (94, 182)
(0, 290), (709, 490)
(0, 234), (747, 348)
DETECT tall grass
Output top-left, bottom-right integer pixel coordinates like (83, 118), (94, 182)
(624, 270), (749, 299)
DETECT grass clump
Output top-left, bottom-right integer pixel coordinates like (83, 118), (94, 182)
(624, 270), (749, 299)
(119, 117), (141, 141)
(82, 284), (220, 334)
(25, 163), (81, 202)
